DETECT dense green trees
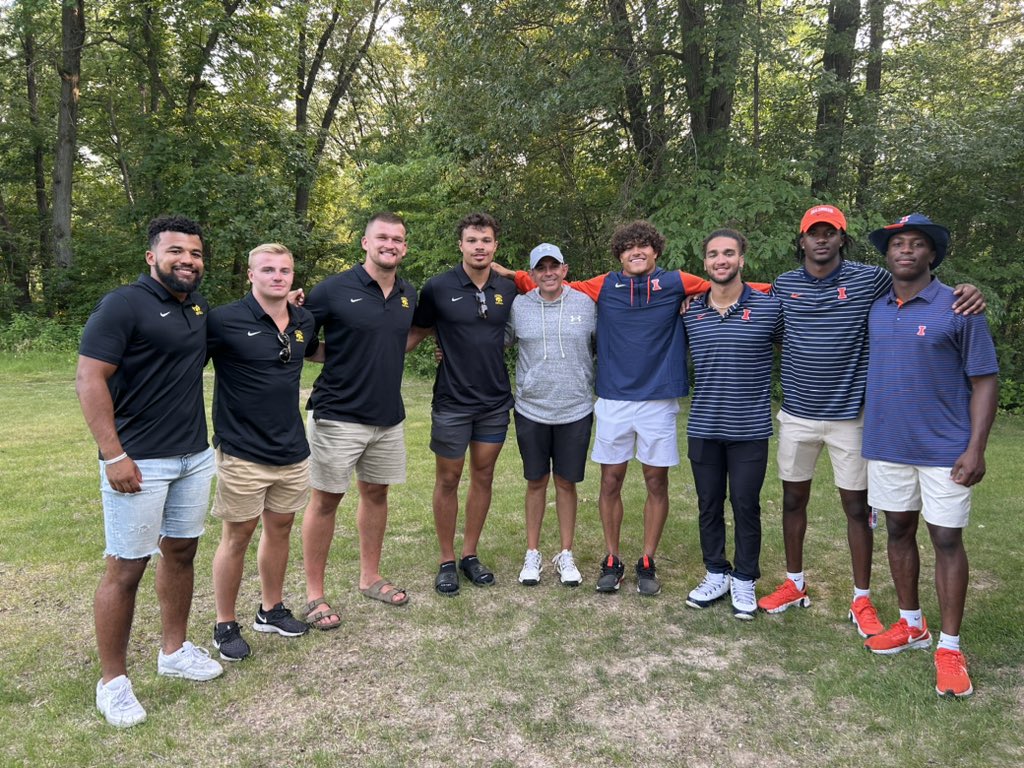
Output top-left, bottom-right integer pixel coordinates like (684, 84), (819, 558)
(1, 0), (1021, 393)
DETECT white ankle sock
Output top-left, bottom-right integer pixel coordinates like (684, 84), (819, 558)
(899, 608), (923, 628)
(786, 571), (805, 591)
(937, 632), (961, 652)
(853, 587), (871, 601)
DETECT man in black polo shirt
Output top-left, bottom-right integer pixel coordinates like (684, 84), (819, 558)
(207, 243), (315, 661)
(300, 212), (416, 628)
(408, 212), (516, 596)
(77, 215), (222, 729)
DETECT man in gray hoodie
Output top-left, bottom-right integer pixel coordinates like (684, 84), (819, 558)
(506, 244), (597, 586)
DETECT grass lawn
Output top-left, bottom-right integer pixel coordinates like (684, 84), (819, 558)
(1, 352), (1022, 767)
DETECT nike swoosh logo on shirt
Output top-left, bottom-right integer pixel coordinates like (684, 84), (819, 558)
(160, 311), (171, 317)
(247, 331), (261, 336)
(451, 296), (464, 301)
(350, 298), (364, 302)
(614, 283), (626, 288)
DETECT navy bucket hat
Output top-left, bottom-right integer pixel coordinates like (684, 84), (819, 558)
(869, 213), (951, 269)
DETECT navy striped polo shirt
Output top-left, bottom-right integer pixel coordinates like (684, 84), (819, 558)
(773, 260), (892, 420)
(683, 285), (784, 440)
(862, 279), (998, 466)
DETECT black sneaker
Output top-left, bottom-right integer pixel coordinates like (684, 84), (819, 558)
(595, 554), (625, 593)
(253, 603), (309, 637)
(636, 555), (661, 596)
(213, 621), (251, 662)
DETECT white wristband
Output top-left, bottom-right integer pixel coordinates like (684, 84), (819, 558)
(102, 452), (129, 466)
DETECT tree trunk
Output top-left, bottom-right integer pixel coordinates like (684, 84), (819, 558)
(22, 29), (52, 262)
(855, 0), (885, 209)
(52, 0), (86, 277)
(294, 0), (383, 229)
(678, 0), (745, 173)
(0, 188), (33, 311)
(811, 0), (861, 197)
(607, 0), (665, 181)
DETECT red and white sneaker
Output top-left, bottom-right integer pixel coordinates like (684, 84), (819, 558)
(849, 596), (885, 638)
(864, 617), (932, 655)
(935, 648), (973, 698)
(757, 579), (810, 613)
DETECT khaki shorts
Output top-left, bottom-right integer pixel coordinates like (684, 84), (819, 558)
(867, 460), (971, 528)
(776, 409), (867, 490)
(211, 449), (309, 522)
(308, 415), (406, 494)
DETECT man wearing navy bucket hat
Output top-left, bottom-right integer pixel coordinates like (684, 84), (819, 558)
(861, 214), (999, 698)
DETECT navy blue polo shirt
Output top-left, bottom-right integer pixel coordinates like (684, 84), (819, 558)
(304, 263), (416, 427)
(207, 293), (314, 465)
(79, 274), (209, 460)
(862, 279), (998, 466)
(413, 263), (515, 414)
(773, 260), (892, 420)
(683, 285), (784, 440)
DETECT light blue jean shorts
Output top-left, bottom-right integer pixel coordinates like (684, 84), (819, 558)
(99, 448), (215, 559)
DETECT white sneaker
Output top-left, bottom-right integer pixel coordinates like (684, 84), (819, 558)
(157, 641), (224, 681)
(552, 549), (582, 587)
(518, 549), (543, 586)
(686, 572), (731, 608)
(731, 577), (757, 620)
(96, 675), (147, 728)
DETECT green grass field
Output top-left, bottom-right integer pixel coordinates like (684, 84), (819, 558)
(1, 353), (1022, 767)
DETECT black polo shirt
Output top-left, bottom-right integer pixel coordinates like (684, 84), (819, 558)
(413, 263), (515, 414)
(207, 292), (314, 465)
(79, 274), (209, 460)
(304, 263), (417, 427)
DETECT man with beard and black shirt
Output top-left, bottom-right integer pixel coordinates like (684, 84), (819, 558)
(77, 215), (222, 728)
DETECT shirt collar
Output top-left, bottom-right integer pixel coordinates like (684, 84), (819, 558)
(800, 260), (844, 284)
(885, 276), (941, 305)
(456, 262), (495, 290)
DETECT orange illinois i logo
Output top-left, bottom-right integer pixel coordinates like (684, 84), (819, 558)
(917, 325), (927, 336)
(837, 287), (848, 301)
(650, 278), (661, 291)
(742, 309), (751, 321)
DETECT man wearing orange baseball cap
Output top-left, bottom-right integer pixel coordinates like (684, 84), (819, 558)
(758, 205), (985, 644)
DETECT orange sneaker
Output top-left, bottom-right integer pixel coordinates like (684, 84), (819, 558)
(757, 579), (810, 613)
(864, 617), (932, 655)
(935, 648), (973, 698)
(849, 596), (885, 638)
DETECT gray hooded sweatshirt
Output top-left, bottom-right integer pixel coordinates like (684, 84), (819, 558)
(506, 286), (596, 424)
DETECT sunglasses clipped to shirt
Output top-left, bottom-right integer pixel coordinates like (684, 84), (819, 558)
(277, 331), (292, 363)
(475, 290), (488, 319)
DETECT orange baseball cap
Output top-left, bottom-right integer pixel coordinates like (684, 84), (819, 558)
(799, 205), (847, 233)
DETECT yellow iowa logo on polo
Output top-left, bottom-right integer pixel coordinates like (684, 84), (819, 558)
(494, 294), (504, 306)
(401, 296), (410, 309)
(295, 330), (304, 343)
(192, 305), (203, 316)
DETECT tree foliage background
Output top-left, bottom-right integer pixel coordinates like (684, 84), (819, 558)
(1, 0), (1021, 399)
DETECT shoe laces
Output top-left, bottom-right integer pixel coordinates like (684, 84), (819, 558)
(732, 578), (755, 602)
(179, 642), (212, 665)
(693, 573), (725, 597)
(601, 555), (622, 574)
(107, 680), (138, 709)
(524, 549), (542, 571)
(851, 597), (881, 623)
(554, 549), (576, 571)
(935, 648), (966, 671)
(636, 555), (656, 579)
